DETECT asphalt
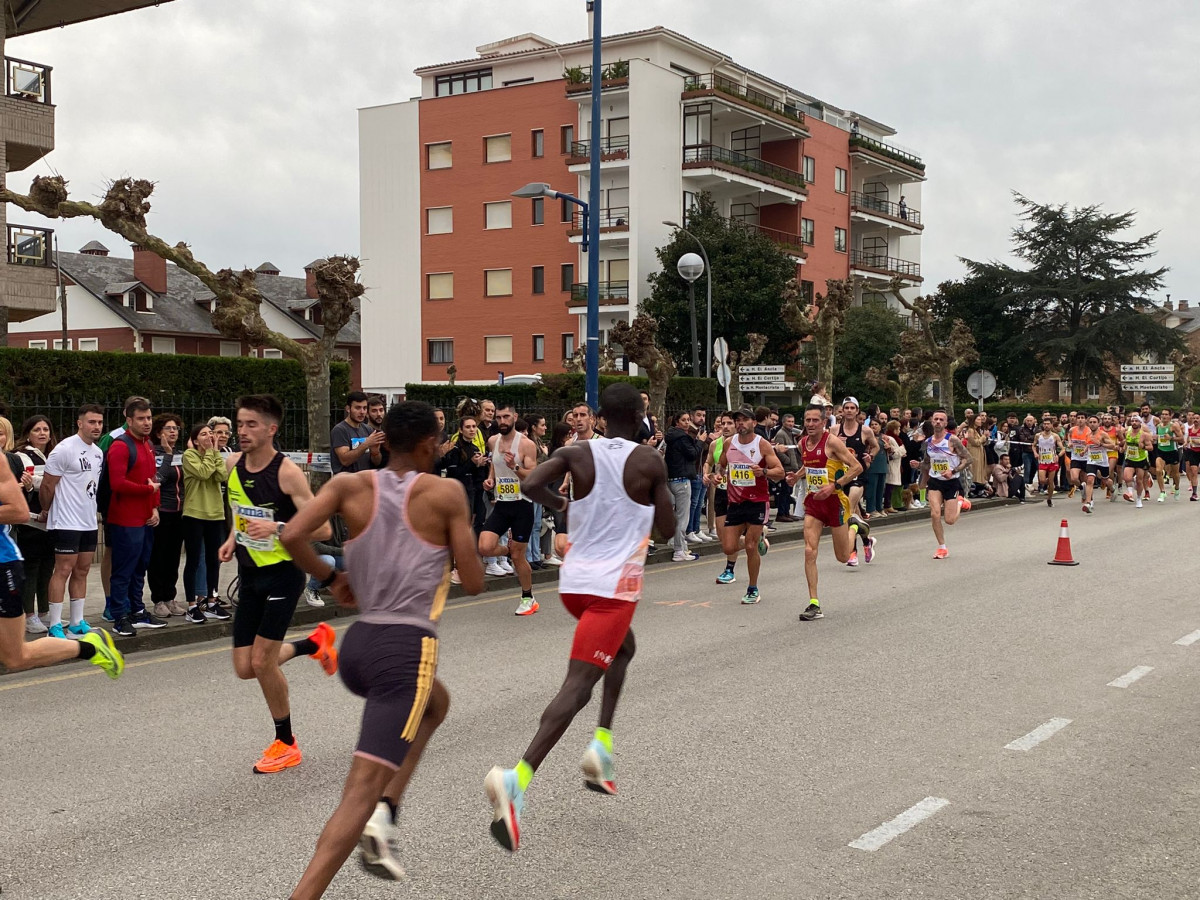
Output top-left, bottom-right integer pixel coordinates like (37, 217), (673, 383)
(3, 491), (1198, 899)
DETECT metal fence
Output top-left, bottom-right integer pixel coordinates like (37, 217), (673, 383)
(5, 395), (334, 451)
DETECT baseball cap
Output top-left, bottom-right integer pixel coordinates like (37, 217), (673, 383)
(732, 405), (755, 419)
(842, 396), (860, 408)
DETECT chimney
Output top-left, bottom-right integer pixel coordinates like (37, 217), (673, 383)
(1180, 299), (1190, 311)
(303, 258), (327, 300)
(132, 245), (167, 294)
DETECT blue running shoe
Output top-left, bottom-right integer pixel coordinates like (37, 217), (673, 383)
(484, 767), (525, 852)
(715, 568), (736, 585)
(67, 620), (92, 636)
(102, 600), (114, 623)
(581, 739), (617, 795)
(741, 587), (761, 605)
(757, 536), (770, 556)
(47, 622), (66, 639)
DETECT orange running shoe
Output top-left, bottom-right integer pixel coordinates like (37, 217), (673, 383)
(253, 738), (302, 774)
(308, 621), (338, 676)
(933, 547), (949, 560)
(959, 497), (972, 512)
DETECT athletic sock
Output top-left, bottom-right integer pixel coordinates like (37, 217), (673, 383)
(48, 601), (63, 628)
(593, 727), (614, 754)
(938, 543), (947, 550)
(515, 759), (534, 791)
(274, 715), (295, 746)
(521, 590), (533, 599)
(724, 560), (735, 573)
(69, 598), (85, 626)
(809, 598), (820, 607)
(383, 798), (399, 822)
(76, 641), (96, 660)
(291, 637), (319, 657)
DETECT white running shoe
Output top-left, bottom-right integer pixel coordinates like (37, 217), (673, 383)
(484, 562), (506, 576)
(685, 532), (703, 544)
(695, 531), (714, 542)
(672, 551), (699, 562)
(25, 615), (47, 634)
(359, 802), (405, 880)
(498, 557), (515, 574)
(302, 588), (325, 608)
(542, 555), (563, 567)
(1135, 499), (1144, 509)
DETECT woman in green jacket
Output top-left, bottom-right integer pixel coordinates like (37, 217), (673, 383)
(182, 422), (228, 622)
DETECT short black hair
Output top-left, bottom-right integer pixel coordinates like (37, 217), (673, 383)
(367, 394), (386, 409)
(78, 403), (104, 419)
(237, 394), (283, 425)
(385, 401), (439, 453)
(346, 391), (369, 406)
(497, 402), (517, 414)
(597, 382), (641, 423)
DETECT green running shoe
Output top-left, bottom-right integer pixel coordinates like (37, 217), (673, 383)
(79, 630), (124, 680)
(741, 587), (761, 605)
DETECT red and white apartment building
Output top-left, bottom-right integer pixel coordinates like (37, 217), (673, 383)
(359, 26), (925, 393)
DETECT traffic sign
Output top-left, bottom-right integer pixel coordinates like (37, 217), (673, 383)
(739, 382), (795, 391)
(716, 361), (732, 387)
(1120, 364), (1175, 374)
(1121, 376), (1175, 386)
(966, 369), (997, 401)
(1122, 382), (1175, 392)
(738, 373), (789, 383)
(739, 365), (785, 374)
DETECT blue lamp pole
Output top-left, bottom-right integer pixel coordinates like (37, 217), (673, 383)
(584, 0), (603, 409)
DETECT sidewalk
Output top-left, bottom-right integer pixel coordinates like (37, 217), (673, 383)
(12, 497), (1017, 663)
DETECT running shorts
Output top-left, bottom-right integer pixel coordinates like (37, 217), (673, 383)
(1183, 449), (1200, 468)
(724, 500), (768, 528)
(1149, 448), (1161, 466)
(560, 593), (636, 670)
(338, 621), (438, 769)
(1038, 463), (1059, 473)
(1158, 449), (1180, 466)
(481, 498), (535, 544)
(232, 561), (305, 647)
(926, 476), (961, 500)
(1125, 458), (1149, 471)
(1085, 463), (1110, 479)
(52, 528), (98, 555)
(1069, 459), (1087, 471)
(714, 487), (728, 518)
(0, 561), (24, 619)
(804, 489), (850, 528)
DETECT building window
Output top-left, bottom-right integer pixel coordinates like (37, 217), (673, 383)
(561, 263), (575, 291)
(27, 340), (47, 349)
(730, 125), (761, 154)
(1057, 380), (1071, 400)
(532, 198), (544, 225)
(485, 269), (513, 297)
(427, 272), (454, 300)
(134, 289), (154, 313)
(533, 334), (545, 361)
(562, 333), (576, 360)
(560, 124), (574, 153)
(803, 156), (815, 183)
(1087, 380), (1101, 400)
(835, 167), (848, 193)
(428, 339), (454, 364)
(485, 335), (513, 364)
(484, 201), (512, 229)
(151, 336), (175, 354)
(560, 197), (573, 223)
(484, 134), (512, 163)
(427, 207), (453, 234)
(262, 348), (283, 359)
(532, 266), (545, 294)
(426, 142), (452, 170)
(434, 67), (492, 97)
(52, 338), (72, 350)
(77, 338), (98, 352)
(503, 76), (534, 87)
(801, 218), (814, 245)
(799, 280), (815, 303)
(834, 227), (847, 253)
(532, 129), (544, 158)
(220, 341), (241, 357)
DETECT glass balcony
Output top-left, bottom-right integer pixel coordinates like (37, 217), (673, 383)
(568, 281), (630, 307)
(7, 224), (54, 267)
(567, 136), (630, 162)
(682, 73), (805, 127)
(849, 134), (925, 173)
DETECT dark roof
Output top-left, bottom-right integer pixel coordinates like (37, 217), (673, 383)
(255, 262), (281, 274)
(80, 240), (110, 253)
(57, 250), (360, 345)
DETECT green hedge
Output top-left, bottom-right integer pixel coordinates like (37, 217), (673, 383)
(404, 375), (720, 414)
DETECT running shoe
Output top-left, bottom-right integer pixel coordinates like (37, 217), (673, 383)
(153, 602), (172, 619)
(484, 562), (506, 576)
(1067, 486), (1076, 499)
(698, 531), (717, 542)
(1174, 490), (1181, 502)
(863, 537), (877, 564)
(498, 558), (515, 575)
(672, 551), (699, 562)
(934, 547), (950, 560)
(307, 622), (338, 675)
(131, 610), (167, 629)
(359, 802), (405, 880)
(1135, 499), (1143, 508)
(484, 766), (524, 852)
(185, 605), (206, 625)
(1157, 493), (1165, 503)
(67, 620), (92, 636)
(202, 601), (231, 621)
(716, 568), (736, 585)
(1144, 490), (1151, 500)
(581, 739), (617, 795)
(1082, 503), (1091, 514)
(253, 739), (302, 774)
(846, 552), (859, 567)
(959, 497), (972, 512)
(1123, 491), (1135, 502)
(1047, 493), (1053, 507)
(543, 556), (564, 566)
(112, 617), (136, 637)
(1191, 493), (1198, 502)
(450, 568), (462, 585)
(740, 587), (761, 605)
(798, 602), (823, 621)
(757, 535), (770, 556)
(47, 622), (66, 639)
(302, 588), (325, 608)
(24, 615), (47, 635)
(167, 599), (188, 617)
(78, 630), (124, 680)
(102, 599), (114, 623)
(515, 597), (539, 616)
(685, 532), (703, 544)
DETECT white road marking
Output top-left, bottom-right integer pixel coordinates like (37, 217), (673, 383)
(1174, 629), (1200, 647)
(848, 797), (951, 852)
(1108, 665), (1153, 689)
(1004, 717), (1072, 752)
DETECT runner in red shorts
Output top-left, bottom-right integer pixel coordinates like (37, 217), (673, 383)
(786, 405), (865, 622)
(483, 383), (675, 852)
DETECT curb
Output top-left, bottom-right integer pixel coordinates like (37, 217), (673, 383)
(5, 496), (1017, 670)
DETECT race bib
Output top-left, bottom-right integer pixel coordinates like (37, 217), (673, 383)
(729, 464), (756, 487)
(1071, 440), (1086, 454)
(805, 467), (829, 491)
(496, 477), (522, 501)
(233, 502), (276, 552)
(1088, 447), (1105, 464)
(931, 459), (952, 478)
(1038, 450), (1055, 465)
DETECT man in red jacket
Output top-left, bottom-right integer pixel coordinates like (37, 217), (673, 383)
(107, 397), (163, 637)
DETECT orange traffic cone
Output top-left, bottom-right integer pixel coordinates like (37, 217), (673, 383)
(1047, 518), (1079, 566)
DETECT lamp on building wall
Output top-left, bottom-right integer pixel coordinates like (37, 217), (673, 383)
(664, 220), (712, 377)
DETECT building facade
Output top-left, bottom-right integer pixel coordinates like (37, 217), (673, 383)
(359, 27), (925, 393)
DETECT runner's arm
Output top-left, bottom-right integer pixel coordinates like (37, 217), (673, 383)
(826, 434), (862, 486)
(277, 458), (332, 542)
(648, 452), (677, 538)
(281, 476), (351, 581)
(515, 439), (538, 482)
(0, 462), (29, 526)
(521, 450), (572, 512)
(948, 437), (970, 475)
(759, 438), (785, 482)
(441, 480), (485, 594)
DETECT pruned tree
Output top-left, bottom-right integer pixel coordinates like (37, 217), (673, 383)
(609, 314), (675, 423)
(865, 358), (926, 409)
(725, 332), (768, 411)
(1169, 348), (1200, 409)
(1, 175), (362, 457)
(887, 277), (978, 418)
(782, 277), (857, 392)
(562, 344), (620, 375)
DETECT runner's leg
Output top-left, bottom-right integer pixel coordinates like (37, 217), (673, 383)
(597, 629), (635, 731)
(743, 524), (763, 587)
(802, 516), (822, 600)
(0, 615), (89, 671)
(522, 659), (606, 770)
(928, 491), (946, 545)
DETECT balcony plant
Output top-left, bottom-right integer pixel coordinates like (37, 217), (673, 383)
(563, 66), (587, 84)
(601, 59), (629, 80)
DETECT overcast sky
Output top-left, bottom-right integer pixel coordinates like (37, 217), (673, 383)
(9, 0), (1197, 301)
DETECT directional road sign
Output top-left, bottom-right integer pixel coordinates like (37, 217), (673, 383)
(739, 365), (785, 374)
(1120, 364), (1175, 374)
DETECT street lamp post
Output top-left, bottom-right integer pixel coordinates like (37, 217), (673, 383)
(663, 220), (711, 377)
(676, 252), (704, 376)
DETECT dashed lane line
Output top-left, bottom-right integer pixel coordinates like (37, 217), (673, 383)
(1004, 717), (1072, 752)
(1107, 665), (1153, 689)
(848, 797), (951, 851)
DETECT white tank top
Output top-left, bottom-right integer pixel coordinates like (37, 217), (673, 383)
(491, 432), (525, 502)
(925, 433), (960, 480)
(557, 438), (655, 603)
(1036, 433), (1058, 464)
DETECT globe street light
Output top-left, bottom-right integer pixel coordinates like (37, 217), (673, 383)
(676, 251), (704, 376)
(663, 219), (712, 377)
